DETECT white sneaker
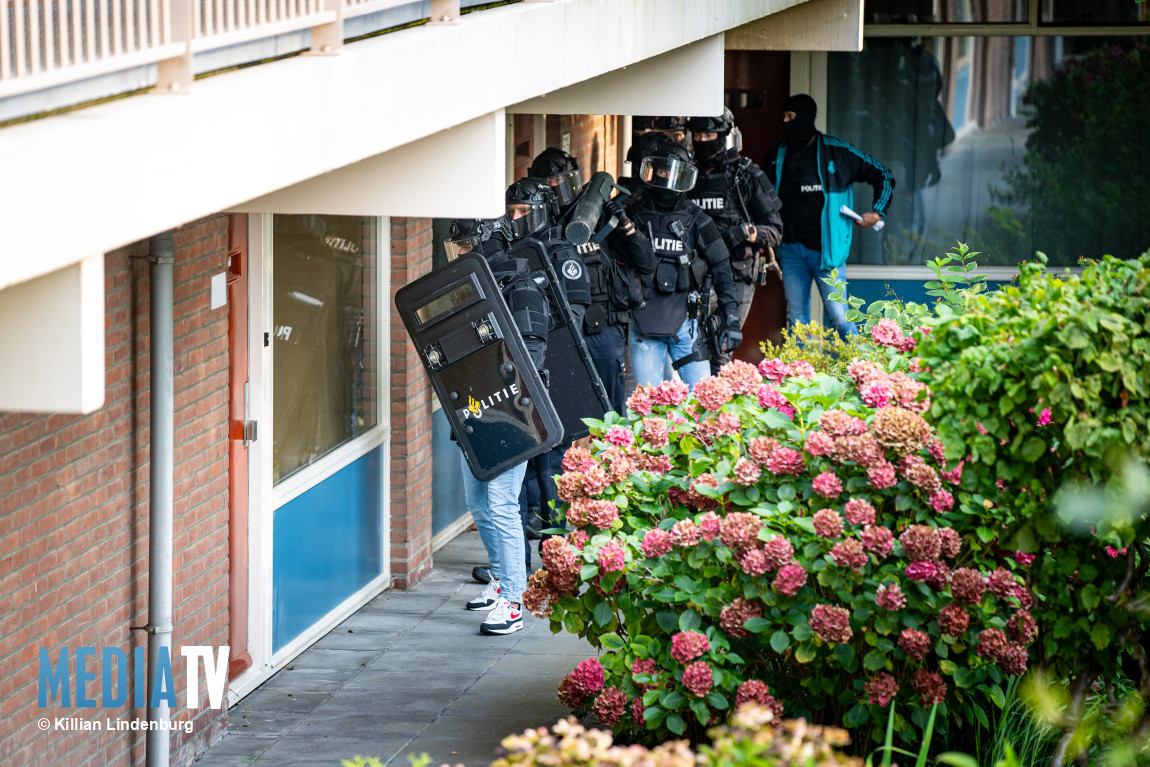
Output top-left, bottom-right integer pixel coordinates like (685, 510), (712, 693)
(466, 579), (500, 611)
(480, 598), (524, 635)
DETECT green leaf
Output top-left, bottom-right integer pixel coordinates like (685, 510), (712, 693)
(863, 649), (887, 671)
(795, 643), (816, 664)
(987, 683), (1006, 710)
(844, 703), (870, 728)
(599, 632), (625, 651)
(594, 602), (613, 627)
(935, 755), (980, 767)
(656, 611), (679, 634)
(1090, 623), (1113, 650)
(666, 714), (686, 736)
(1020, 437), (1046, 462)
(678, 609), (702, 633)
(580, 563), (600, 580)
(661, 690), (687, 708)
(833, 643), (856, 668)
(743, 617), (771, 634)
(770, 630), (790, 654)
(953, 667), (977, 689)
(690, 699), (710, 724)
(706, 691), (729, 709)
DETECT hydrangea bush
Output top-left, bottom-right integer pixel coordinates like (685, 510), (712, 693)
(524, 340), (1035, 744)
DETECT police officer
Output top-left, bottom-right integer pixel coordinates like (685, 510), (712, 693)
(444, 216), (548, 636)
(625, 137), (741, 390)
(505, 177), (590, 554)
(528, 148), (655, 413)
(687, 109), (784, 373)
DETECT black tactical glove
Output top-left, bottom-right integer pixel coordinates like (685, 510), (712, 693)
(719, 314), (742, 353)
(604, 197), (632, 230)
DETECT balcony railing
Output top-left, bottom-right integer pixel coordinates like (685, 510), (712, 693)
(1, 0), (462, 100)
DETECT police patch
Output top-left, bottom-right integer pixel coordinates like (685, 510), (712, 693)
(562, 260), (584, 280)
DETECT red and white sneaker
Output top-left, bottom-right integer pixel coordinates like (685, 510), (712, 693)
(480, 598), (523, 635)
(466, 579), (500, 611)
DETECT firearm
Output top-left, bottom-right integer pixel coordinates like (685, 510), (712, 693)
(564, 171), (627, 246)
(731, 164), (782, 285)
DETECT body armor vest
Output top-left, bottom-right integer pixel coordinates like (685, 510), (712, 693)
(630, 206), (700, 338)
(690, 161), (757, 282)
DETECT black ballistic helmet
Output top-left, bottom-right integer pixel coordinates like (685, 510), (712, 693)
(687, 108), (742, 164)
(529, 148), (583, 208)
(638, 140), (698, 194)
(626, 131), (675, 167)
(445, 216), (513, 259)
(505, 178), (557, 241)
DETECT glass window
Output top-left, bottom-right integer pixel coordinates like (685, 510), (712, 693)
(827, 37), (1150, 267)
(1042, 0), (1150, 26)
(272, 215), (379, 483)
(865, 0), (1029, 25)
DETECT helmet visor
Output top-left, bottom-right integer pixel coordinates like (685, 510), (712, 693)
(545, 169), (582, 206)
(444, 234), (479, 260)
(507, 203), (551, 240)
(639, 156), (698, 193)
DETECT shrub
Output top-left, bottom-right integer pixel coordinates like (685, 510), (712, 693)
(526, 349), (1034, 745)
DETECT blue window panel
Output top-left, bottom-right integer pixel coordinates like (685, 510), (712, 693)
(431, 408), (467, 537)
(273, 447), (383, 652)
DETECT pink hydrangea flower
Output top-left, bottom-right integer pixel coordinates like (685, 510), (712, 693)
(716, 412), (741, 435)
(626, 385), (654, 415)
(871, 318), (905, 348)
(844, 498), (877, 526)
(786, 360), (816, 379)
(766, 447), (805, 475)
(875, 582), (906, 611)
(670, 630), (710, 663)
(592, 686), (627, 726)
(733, 458), (762, 486)
(740, 548), (770, 576)
(950, 568), (987, 605)
(717, 359), (763, 395)
(773, 564), (808, 596)
(720, 512), (762, 553)
(570, 658), (606, 694)
(813, 509), (844, 539)
(747, 437), (779, 465)
(865, 672), (899, 706)
(597, 541), (627, 572)
(640, 528), (673, 558)
(568, 530), (589, 550)
(905, 561), (939, 582)
(582, 464), (611, 496)
(632, 657), (659, 691)
(720, 599), (762, 639)
(763, 535), (795, 570)
(819, 410), (869, 437)
(928, 439), (947, 464)
(809, 604), (852, 644)
(867, 462), (898, 490)
(1036, 408), (1052, 427)
(736, 679), (773, 706)
(899, 628), (932, 661)
(757, 384), (795, 417)
(586, 499), (620, 529)
(911, 669), (947, 706)
(642, 418), (669, 449)
(830, 538), (868, 571)
(899, 525), (942, 562)
(646, 455), (673, 475)
(804, 430), (836, 457)
(861, 525), (894, 559)
(698, 512), (721, 541)
(938, 604), (969, 636)
(930, 490), (955, 514)
(681, 662), (713, 697)
(604, 426), (633, 447)
(812, 471), (844, 498)
(1014, 550), (1035, 566)
(758, 358), (788, 382)
(652, 379), (690, 406)
(670, 519), (700, 547)
(861, 379), (895, 409)
(941, 460), (965, 485)
(694, 375), (735, 412)
(562, 446), (597, 473)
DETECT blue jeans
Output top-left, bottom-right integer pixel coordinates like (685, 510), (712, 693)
(777, 241), (858, 339)
(629, 315), (710, 391)
(460, 453), (527, 605)
(584, 324), (627, 414)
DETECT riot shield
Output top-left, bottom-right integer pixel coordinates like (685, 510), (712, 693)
(508, 239), (610, 442)
(395, 252), (563, 482)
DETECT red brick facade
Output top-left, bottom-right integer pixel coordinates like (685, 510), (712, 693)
(387, 217), (436, 589)
(546, 115), (623, 179)
(0, 217), (232, 766)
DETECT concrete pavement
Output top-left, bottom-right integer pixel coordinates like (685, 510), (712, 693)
(194, 531), (593, 767)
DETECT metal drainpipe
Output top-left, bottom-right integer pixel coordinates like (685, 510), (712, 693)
(146, 231), (175, 767)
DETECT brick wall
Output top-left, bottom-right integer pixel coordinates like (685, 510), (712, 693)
(0, 217), (232, 766)
(546, 115), (622, 179)
(388, 217), (436, 589)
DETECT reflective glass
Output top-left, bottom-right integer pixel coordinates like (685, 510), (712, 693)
(827, 37), (1150, 267)
(272, 215), (379, 483)
(865, 0), (1028, 24)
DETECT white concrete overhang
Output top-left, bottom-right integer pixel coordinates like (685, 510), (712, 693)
(0, 0), (812, 292)
(726, 0), (864, 51)
(0, 256), (105, 413)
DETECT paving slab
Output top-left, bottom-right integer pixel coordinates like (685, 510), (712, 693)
(194, 530), (595, 767)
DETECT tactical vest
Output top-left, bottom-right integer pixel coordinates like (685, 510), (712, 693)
(629, 207), (701, 338)
(690, 161), (757, 282)
(574, 239), (645, 335)
(488, 254), (549, 367)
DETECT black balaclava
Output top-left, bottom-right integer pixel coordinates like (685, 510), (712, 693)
(783, 94), (818, 148)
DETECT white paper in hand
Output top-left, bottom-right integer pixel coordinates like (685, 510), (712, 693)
(839, 204), (884, 232)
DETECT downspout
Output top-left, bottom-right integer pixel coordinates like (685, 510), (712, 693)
(146, 231), (175, 767)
